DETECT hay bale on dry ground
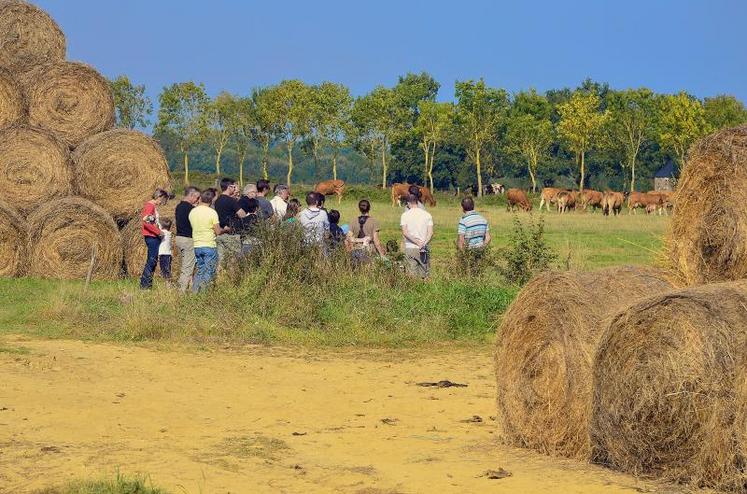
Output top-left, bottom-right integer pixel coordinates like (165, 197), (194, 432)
(591, 281), (747, 491)
(666, 125), (747, 286)
(0, 125), (72, 211)
(0, 0), (65, 73)
(73, 129), (172, 222)
(27, 197), (122, 280)
(121, 201), (181, 278)
(494, 266), (675, 459)
(20, 61), (114, 147)
(0, 200), (28, 277)
(0, 68), (25, 130)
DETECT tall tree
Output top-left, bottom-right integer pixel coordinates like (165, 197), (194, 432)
(415, 101), (452, 192)
(109, 75), (153, 129)
(703, 95), (747, 130)
(657, 91), (710, 168)
(453, 79), (508, 196)
(604, 88), (656, 192)
(206, 91), (238, 176)
(557, 91), (607, 191)
(249, 87), (278, 180)
(233, 96), (254, 187)
(266, 80), (312, 187)
(317, 82), (353, 181)
(155, 82), (208, 185)
(506, 114), (553, 193)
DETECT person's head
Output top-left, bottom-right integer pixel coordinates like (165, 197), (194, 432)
(274, 184), (289, 201)
(256, 179), (271, 196)
(461, 196), (475, 213)
(305, 191), (319, 207)
(286, 198), (301, 217)
(243, 197), (259, 214)
(406, 193), (419, 206)
(183, 186), (201, 205)
(243, 183), (258, 198)
(220, 177), (238, 195)
(358, 199), (371, 215)
(160, 218), (173, 231)
(200, 189), (216, 205)
(328, 209), (340, 225)
(408, 185), (421, 200)
(316, 192), (326, 207)
(152, 188), (171, 206)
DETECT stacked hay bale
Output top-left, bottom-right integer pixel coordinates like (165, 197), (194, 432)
(0, 0), (172, 280)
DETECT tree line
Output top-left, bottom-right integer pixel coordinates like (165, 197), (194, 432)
(109, 73), (747, 195)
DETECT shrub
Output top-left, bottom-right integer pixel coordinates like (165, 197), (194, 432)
(497, 214), (557, 285)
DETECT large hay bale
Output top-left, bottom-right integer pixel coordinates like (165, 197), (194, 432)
(121, 201), (181, 278)
(20, 61), (114, 147)
(591, 281), (747, 490)
(0, 200), (27, 277)
(27, 197), (122, 280)
(0, 125), (72, 211)
(73, 129), (172, 222)
(494, 265), (675, 459)
(0, 68), (25, 130)
(0, 0), (65, 73)
(666, 125), (747, 286)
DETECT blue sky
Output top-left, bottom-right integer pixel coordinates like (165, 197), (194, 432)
(36, 0), (747, 107)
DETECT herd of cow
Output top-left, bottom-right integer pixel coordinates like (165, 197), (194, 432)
(312, 178), (673, 216)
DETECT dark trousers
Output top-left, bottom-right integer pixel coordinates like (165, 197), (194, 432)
(159, 255), (172, 280)
(140, 236), (161, 289)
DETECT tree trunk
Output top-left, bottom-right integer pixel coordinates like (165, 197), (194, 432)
(579, 150), (585, 192)
(215, 146), (223, 176)
(476, 147), (483, 197)
(381, 140), (388, 189)
(422, 138), (430, 185)
(528, 160), (537, 193)
(332, 153), (337, 181)
(286, 141), (294, 188)
(238, 147), (247, 187)
(183, 151), (190, 185)
(428, 141), (436, 193)
(629, 155), (636, 193)
(262, 140), (270, 180)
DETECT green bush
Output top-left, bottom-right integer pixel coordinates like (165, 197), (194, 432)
(497, 214), (558, 285)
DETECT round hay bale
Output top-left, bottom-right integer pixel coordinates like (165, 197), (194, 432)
(0, 0), (65, 73)
(590, 281), (747, 490)
(121, 201), (181, 278)
(0, 68), (25, 130)
(0, 200), (27, 277)
(73, 129), (172, 222)
(20, 61), (114, 147)
(0, 125), (73, 211)
(27, 197), (122, 280)
(494, 265), (675, 459)
(666, 125), (747, 286)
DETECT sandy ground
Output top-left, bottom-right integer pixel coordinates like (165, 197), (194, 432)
(0, 336), (680, 494)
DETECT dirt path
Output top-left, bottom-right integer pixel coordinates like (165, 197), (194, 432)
(0, 336), (674, 494)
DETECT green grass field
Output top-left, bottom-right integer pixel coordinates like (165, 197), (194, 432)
(0, 194), (668, 348)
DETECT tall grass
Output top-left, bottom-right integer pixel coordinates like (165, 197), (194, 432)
(36, 473), (167, 494)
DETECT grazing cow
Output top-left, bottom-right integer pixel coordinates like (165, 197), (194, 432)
(391, 183), (412, 206)
(556, 190), (578, 214)
(491, 183), (505, 195)
(539, 187), (565, 212)
(580, 189), (604, 212)
(506, 188), (532, 212)
(627, 191), (662, 215)
(314, 179), (345, 204)
(418, 186), (437, 207)
(646, 191), (674, 215)
(602, 191), (624, 216)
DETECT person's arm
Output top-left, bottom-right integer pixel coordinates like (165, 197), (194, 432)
(373, 231), (386, 257)
(421, 224), (434, 248)
(401, 225), (419, 247)
(484, 229), (492, 246)
(236, 208), (247, 218)
(142, 203), (162, 237)
(457, 234), (466, 250)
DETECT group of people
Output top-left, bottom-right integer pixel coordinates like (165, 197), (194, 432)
(139, 181), (491, 292)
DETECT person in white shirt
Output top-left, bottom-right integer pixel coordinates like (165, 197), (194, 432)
(158, 217), (174, 282)
(400, 193), (434, 278)
(270, 184), (289, 220)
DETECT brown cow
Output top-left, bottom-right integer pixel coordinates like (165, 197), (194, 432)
(627, 191), (661, 215)
(580, 189), (603, 212)
(391, 183), (436, 207)
(506, 188), (532, 212)
(556, 190), (578, 214)
(602, 191), (624, 216)
(539, 187), (564, 212)
(314, 179), (345, 204)
(646, 191), (674, 215)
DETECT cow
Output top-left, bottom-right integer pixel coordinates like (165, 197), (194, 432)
(391, 183), (436, 207)
(418, 186), (437, 207)
(556, 190), (578, 214)
(602, 191), (624, 216)
(506, 188), (532, 212)
(539, 187), (565, 212)
(627, 191), (662, 215)
(490, 183), (505, 195)
(646, 191), (674, 215)
(580, 189), (604, 212)
(314, 179), (345, 205)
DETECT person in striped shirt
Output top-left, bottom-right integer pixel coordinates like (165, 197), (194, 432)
(457, 196), (491, 250)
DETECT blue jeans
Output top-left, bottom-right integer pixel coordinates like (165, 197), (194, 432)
(193, 247), (218, 293)
(140, 236), (161, 289)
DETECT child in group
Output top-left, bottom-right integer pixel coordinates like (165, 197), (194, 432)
(284, 198), (301, 223)
(328, 209), (345, 249)
(158, 218), (174, 282)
